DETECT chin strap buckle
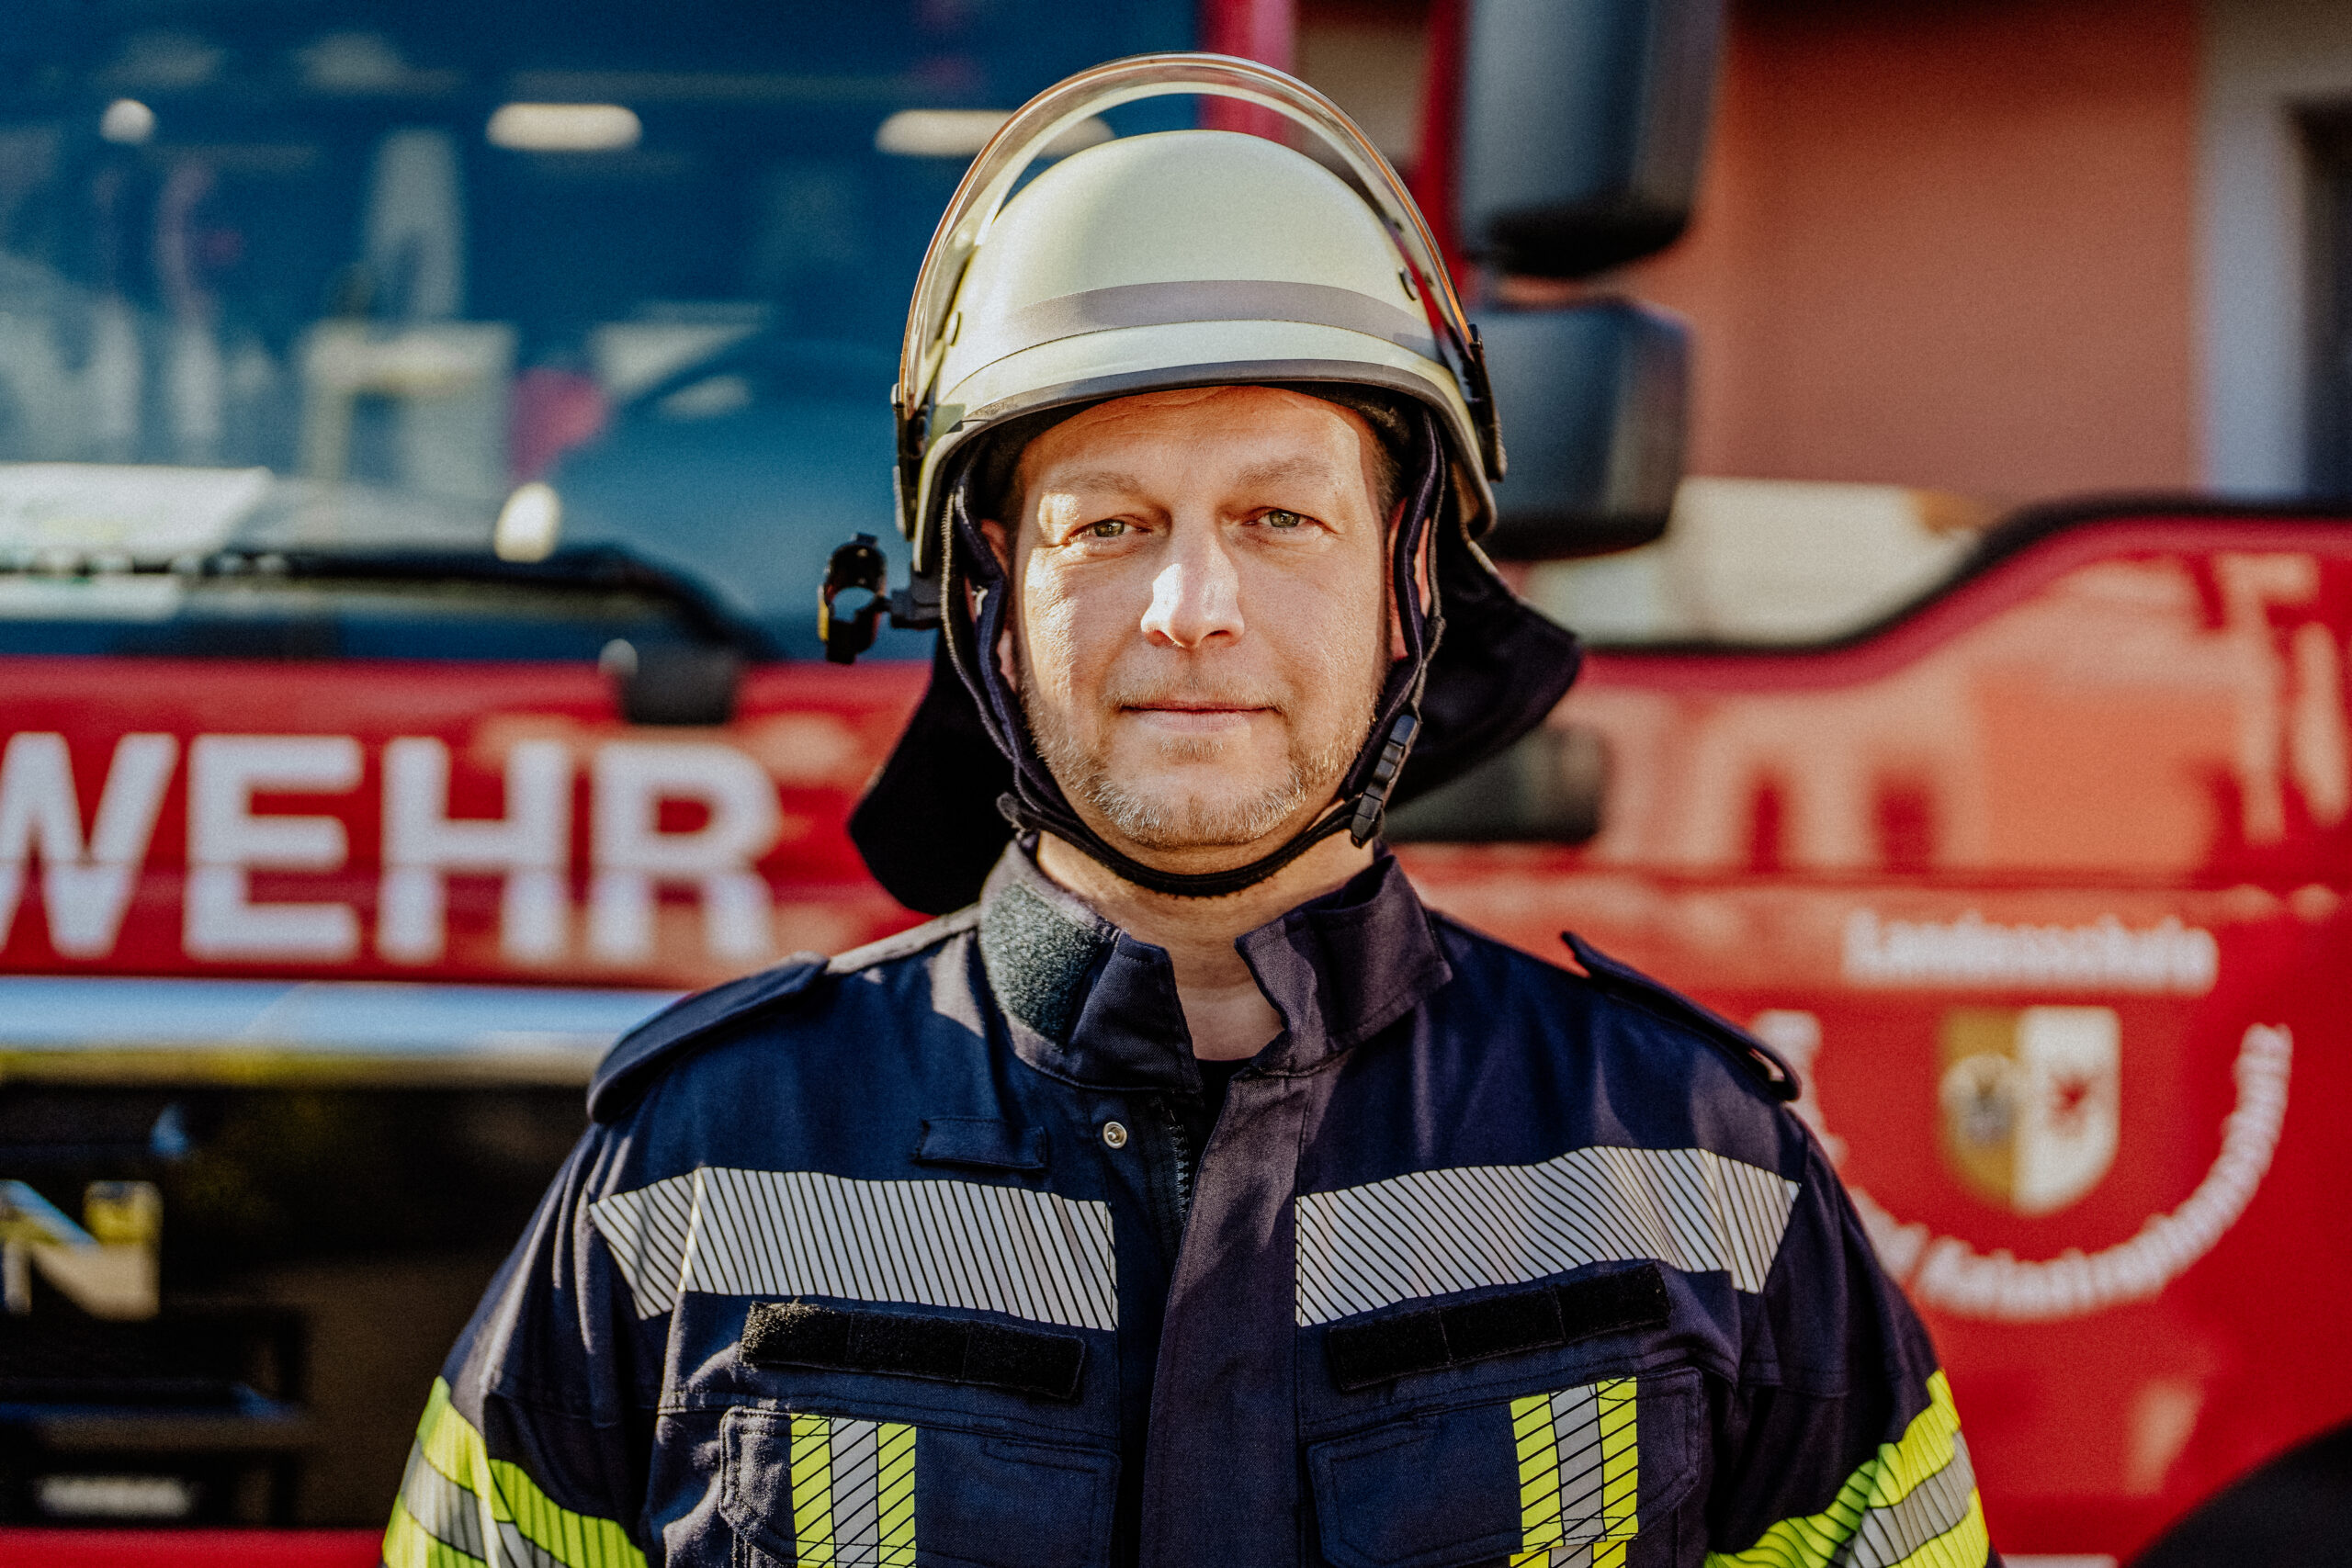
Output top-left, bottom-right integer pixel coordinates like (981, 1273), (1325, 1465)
(1347, 711), (1420, 846)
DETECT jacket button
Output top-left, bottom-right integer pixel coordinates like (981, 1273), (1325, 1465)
(1101, 1121), (1129, 1149)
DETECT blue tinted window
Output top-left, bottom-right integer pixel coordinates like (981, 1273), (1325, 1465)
(0, 0), (1193, 657)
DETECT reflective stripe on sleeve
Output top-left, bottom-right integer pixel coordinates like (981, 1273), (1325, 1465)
(391, 1439), (488, 1562)
(381, 1377), (646, 1568)
(1704, 1371), (1989, 1568)
(385, 1494), (489, 1568)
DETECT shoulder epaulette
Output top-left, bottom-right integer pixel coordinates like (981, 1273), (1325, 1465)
(588, 953), (831, 1123)
(1561, 931), (1801, 1103)
(825, 904), (980, 976)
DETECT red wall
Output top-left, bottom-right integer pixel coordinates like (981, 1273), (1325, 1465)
(1631, 0), (2201, 502)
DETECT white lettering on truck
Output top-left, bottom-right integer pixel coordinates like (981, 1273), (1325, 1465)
(589, 740), (781, 964)
(379, 738), (570, 965)
(0, 731), (795, 967)
(185, 735), (362, 960)
(0, 733), (177, 956)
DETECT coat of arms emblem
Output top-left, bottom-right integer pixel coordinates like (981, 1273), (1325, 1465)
(1938, 1006), (2120, 1215)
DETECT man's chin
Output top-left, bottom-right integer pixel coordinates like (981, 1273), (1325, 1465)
(1114, 723), (1265, 768)
(1084, 775), (1322, 854)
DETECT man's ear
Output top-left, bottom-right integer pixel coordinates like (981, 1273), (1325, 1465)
(978, 517), (1013, 572)
(1384, 496), (1426, 661)
(975, 517), (1021, 689)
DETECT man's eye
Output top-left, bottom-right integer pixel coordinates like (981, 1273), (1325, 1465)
(1084, 519), (1129, 539)
(1263, 509), (1305, 529)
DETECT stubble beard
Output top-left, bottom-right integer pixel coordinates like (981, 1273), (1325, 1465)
(1019, 643), (1381, 853)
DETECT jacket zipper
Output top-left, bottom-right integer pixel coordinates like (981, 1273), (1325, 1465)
(1131, 1096), (1194, 1262)
(1159, 1096), (1197, 1222)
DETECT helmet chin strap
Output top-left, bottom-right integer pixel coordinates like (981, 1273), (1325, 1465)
(941, 402), (1448, 901)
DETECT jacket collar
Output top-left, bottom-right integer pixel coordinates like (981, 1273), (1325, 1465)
(974, 839), (1451, 1092)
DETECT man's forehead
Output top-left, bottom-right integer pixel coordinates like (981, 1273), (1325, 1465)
(1016, 385), (1376, 495)
(1041, 454), (1347, 499)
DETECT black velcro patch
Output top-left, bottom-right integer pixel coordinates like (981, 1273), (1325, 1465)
(912, 1118), (1049, 1172)
(1325, 1263), (1670, 1392)
(741, 1300), (1085, 1401)
(978, 881), (1111, 1043)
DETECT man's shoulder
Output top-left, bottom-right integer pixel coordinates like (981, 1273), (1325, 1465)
(1428, 914), (1801, 1108)
(822, 904), (986, 977)
(585, 906), (981, 1123)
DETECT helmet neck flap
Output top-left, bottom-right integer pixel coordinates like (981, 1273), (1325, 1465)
(940, 398), (1447, 901)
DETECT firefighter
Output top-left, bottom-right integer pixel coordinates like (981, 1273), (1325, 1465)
(383, 57), (1995, 1568)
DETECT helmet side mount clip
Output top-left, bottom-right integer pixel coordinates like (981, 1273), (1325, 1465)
(820, 533), (942, 665)
(824, 388), (949, 664)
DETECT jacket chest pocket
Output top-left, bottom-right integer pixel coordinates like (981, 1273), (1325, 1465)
(1306, 1369), (1702, 1568)
(719, 1405), (1117, 1568)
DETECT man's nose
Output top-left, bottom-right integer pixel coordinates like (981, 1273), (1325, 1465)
(1139, 524), (1244, 649)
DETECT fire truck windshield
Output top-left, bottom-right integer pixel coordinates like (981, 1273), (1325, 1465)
(0, 0), (1193, 658)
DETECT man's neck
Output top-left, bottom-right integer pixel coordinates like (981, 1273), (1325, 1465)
(1034, 830), (1376, 1062)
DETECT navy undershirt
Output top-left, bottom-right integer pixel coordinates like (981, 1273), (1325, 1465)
(1182, 1056), (1250, 1156)
(1199, 1056), (1247, 1122)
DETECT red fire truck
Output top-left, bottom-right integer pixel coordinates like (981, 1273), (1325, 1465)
(0, 1), (2341, 1564)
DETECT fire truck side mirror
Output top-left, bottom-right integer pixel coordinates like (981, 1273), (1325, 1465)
(1474, 299), (1687, 559)
(601, 638), (743, 726)
(1453, 0), (1724, 278)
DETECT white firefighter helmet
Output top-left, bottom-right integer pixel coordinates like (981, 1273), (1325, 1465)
(895, 52), (1502, 575)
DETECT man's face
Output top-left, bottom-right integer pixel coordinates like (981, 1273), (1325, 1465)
(979, 384), (1394, 863)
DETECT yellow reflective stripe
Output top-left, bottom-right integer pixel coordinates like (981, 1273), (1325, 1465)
(1593, 1377), (1638, 1568)
(1512, 1392), (1566, 1558)
(791, 1412), (839, 1566)
(1511, 1380), (1641, 1565)
(411, 1380), (503, 1568)
(876, 1420), (919, 1568)
(786, 1414), (920, 1567)
(502, 1480), (646, 1568)
(1860, 1373), (1962, 1512)
(1704, 1371), (1990, 1568)
(1901, 1493), (1992, 1568)
(384, 1494), (488, 1568)
(397, 1377), (648, 1568)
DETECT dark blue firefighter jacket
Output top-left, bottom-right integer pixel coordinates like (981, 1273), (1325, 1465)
(383, 844), (1996, 1568)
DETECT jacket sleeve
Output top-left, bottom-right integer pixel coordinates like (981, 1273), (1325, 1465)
(382, 1122), (652, 1568)
(1702, 1137), (1998, 1568)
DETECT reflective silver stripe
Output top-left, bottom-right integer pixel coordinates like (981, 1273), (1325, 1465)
(1549, 1383), (1610, 1540)
(589, 1167), (1117, 1330)
(492, 1518), (568, 1568)
(960, 279), (1442, 368)
(398, 1441), (485, 1561)
(397, 1439), (571, 1568)
(1851, 1435), (1978, 1568)
(830, 1417), (883, 1555)
(1295, 1145), (1800, 1325)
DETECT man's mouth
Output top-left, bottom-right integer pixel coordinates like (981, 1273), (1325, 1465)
(1121, 700), (1272, 732)
(1126, 700), (1269, 712)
